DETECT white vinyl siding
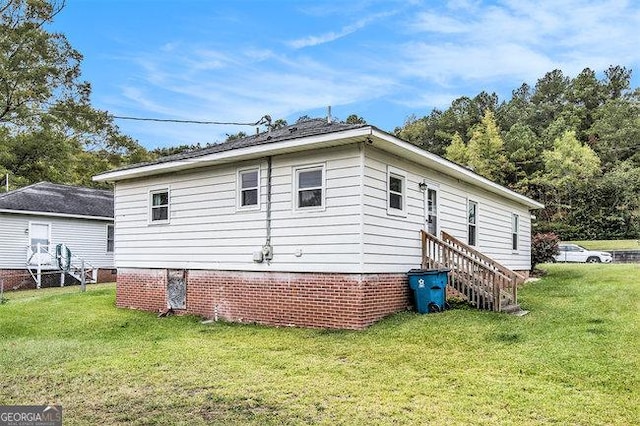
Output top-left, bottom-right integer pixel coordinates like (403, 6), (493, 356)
(111, 142), (534, 274)
(363, 146), (533, 272)
(113, 146), (362, 272)
(0, 213), (115, 269)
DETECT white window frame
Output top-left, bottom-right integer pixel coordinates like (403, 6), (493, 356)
(467, 199), (478, 247)
(387, 166), (407, 217)
(237, 166), (261, 211)
(512, 213), (519, 252)
(293, 164), (326, 211)
(107, 224), (115, 253)
(148, 187), (170, 224)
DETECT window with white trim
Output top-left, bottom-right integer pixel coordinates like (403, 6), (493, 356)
(238, 168), (259, 209)
(107, 224), (114, 253)
(295, 165), (324, 209)
(150, 189), (169, 223)
(512, 214), (519, 251)
(387, 167), (406, 215)
(427, 188), (438, 235)
(467, 200), (477, 246)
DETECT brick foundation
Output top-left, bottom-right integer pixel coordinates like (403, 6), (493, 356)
(116, 268), (412, 330)
(0, 268), (117, 291)
(0, 269), (33, 291)
(97, 268), (117, 283)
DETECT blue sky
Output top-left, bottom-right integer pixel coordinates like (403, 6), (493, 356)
(52, 0), (640, 149)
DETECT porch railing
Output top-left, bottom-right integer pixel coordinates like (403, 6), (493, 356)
(421, 230), (521, 312)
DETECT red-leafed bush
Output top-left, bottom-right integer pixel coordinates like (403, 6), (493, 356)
(531, 232), (560, 271)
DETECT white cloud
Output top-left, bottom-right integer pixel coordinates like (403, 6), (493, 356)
(402, 0), (640, 85)
(409, 12), (468, 34)
(287, 11), (397, 49)
(93, 0), (640, 148)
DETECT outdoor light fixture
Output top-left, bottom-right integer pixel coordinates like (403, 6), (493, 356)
(418, 181), (428, 191)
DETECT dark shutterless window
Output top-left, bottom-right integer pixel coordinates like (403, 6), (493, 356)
(297, 167), (323, 208)
(512, 214), (519, 251)
(240, 169), (259, 207)
(468, 200), (477, 246)
(389, 174), (403, 210)
(107, 224), (114, 253)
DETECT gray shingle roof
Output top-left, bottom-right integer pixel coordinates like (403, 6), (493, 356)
(0, 182), (113, 218)
(113, 118), (369, 173)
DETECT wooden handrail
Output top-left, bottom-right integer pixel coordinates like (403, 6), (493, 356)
(422, 232), (512, 281)
(421, 230), (519, 312)
(441, 231), (526, 284)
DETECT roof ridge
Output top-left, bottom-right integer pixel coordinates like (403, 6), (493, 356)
(0, 181), (41, 199)
(0, 181), (112, 201)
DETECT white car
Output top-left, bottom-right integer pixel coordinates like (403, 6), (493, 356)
(554, 243), (613, 263)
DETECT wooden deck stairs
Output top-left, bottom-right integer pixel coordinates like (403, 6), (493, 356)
(421, 230), (526, 312)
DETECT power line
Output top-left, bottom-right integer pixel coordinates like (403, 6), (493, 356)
(110, 114), (271, 127)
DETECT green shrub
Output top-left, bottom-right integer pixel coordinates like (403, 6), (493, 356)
(531, 232), (560, 271)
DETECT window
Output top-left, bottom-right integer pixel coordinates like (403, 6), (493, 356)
(295, 165), (324, 209)
(387, 167), (406, 216)
(150, 189), (169, 223)
(468, 200), (477, 246)
(511, 214), (519, 251)
(427, 188), (438, 235)
(107, 224), (115, 253)
(238, 168), (259, 209)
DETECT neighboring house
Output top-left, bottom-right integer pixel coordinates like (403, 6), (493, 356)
(0, 182), (116, 290)
(94, 119), (543, 329)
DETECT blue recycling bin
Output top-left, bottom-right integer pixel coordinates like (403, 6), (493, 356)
(408, 268), (450, 313)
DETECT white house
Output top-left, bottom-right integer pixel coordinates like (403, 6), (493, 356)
(94, 119), (543, 329)
(0, 182), (116, 290)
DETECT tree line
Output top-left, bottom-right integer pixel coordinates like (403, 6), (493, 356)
(2, 0), (638, 240)
(394, 67), (640, 240)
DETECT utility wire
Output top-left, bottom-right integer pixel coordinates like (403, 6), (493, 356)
(110, 114), (271, 127)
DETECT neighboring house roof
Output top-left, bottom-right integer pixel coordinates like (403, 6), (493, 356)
(94, 118), (544, 209)
(0, 182), (114, 220)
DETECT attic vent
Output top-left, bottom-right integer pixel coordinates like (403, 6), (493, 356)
(289, 127), (298, 133)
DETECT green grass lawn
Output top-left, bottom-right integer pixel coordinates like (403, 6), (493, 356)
(568, 239), (640, 250)
(1, 265), (638, 425)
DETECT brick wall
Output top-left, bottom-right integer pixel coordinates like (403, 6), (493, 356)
(117, 268), (411, 329)
(116, 268), (167, 312)
(0, 268), (118, 292)
(0, 269), (33, 291)
(97, 268), (117, 283)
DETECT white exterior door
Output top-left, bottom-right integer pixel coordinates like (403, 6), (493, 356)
(27, 222), (51, 265)
(423, 185), (438, 236)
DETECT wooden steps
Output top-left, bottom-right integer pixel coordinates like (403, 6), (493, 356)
(421, 230), (521, 313)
